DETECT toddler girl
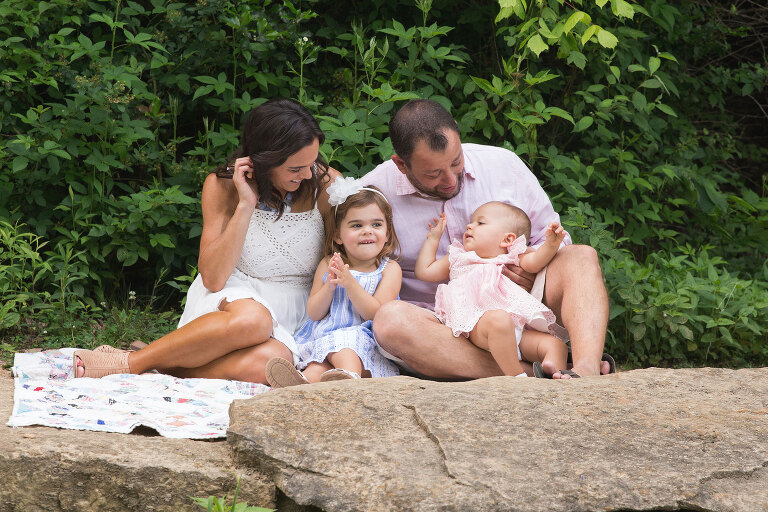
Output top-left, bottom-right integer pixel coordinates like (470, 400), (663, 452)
(415, 201), (568, 378)
(265, 177), (402, 387)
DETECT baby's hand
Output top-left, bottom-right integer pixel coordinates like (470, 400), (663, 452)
(544, 222), (566, 245)
(426, 213), (447, 241)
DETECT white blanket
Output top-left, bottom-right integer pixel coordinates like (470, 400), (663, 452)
(7, 348), (269, 439)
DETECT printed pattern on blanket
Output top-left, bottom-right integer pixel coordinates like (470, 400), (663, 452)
(7, 348), (269, 439)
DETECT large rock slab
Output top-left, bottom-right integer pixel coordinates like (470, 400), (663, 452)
(228, 368), (768, 512)
(0, 370), (275, 512)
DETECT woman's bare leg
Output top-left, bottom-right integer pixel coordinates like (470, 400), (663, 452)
(130, 298), (274, 372)
(169, 338), (292, 384)
(76, 298), (275, 378)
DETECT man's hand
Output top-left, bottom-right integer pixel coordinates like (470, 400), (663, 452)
(501, 263), (536, 293)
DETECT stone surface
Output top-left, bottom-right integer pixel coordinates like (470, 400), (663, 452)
(228, 368), (768, 512)
(0, 369), (275, 512)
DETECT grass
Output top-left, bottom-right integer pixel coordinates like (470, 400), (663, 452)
(0, 301), (180, 368)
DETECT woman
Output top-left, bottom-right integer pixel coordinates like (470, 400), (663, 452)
(74, 98), (340, 384)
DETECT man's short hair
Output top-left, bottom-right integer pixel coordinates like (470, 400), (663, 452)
(389, 99), (459, 163)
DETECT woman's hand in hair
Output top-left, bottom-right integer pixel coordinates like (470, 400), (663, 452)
(232, 156), (259, 208)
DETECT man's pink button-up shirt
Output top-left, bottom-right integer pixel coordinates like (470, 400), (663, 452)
(360, 143), (571, 307)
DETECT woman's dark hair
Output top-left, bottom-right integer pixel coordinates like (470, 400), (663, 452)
(324, 186), (400, 267)
(216, 98), (329, 218)
(388, 99), (459, 164)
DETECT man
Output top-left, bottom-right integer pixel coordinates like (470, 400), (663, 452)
(360, 99), (611, 379)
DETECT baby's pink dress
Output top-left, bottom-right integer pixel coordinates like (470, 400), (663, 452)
(434, 236), (564, 338)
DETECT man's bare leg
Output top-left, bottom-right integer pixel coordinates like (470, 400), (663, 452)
(372, 301), (505, 379)
(542, 245), (609, 378)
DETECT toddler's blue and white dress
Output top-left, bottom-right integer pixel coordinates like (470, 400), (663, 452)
(295, 258), (399, 378)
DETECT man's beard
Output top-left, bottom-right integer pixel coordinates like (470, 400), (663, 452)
(407, 169), (464, 200)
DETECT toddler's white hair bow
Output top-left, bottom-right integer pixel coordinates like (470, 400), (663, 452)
(327, 176), (388, 208)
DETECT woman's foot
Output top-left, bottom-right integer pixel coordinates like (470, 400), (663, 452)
(265, 357), (310, 388)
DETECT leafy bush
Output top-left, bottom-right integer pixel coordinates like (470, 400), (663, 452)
(1, 0), (766, 366)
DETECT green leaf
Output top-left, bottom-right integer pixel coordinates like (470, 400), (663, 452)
(677, 325), (693, 341)
(633, 177), (653, 190)
(497, 0), (527, 21)
(611, 0), (635, 19)
(648, 56), (660, 75)
(658, 52), (678, 63)
(194, 75), (220, 85)
(596, 28), (618, 49)
(564, 11), (589, 33)
(581, 25), (599, 46)
(656, 103), (677, 117)
(705, 318), (735, 328)
(495, 6), (515, 23)
(340, 109), (356, 126)
(12, 156), (28, 172)
(544, 107), (574, 124)
(192, 85), (213, 100)
(632, 92), (647, 111)
(527, 34), (549, 57)
(640, 78), (661, 89)
(573, 116), (594, 132)
(567, 51), (587, 69)
(655, 293), (678, 305)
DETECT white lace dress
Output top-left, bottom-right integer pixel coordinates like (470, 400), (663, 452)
(178, 207), (325, 364)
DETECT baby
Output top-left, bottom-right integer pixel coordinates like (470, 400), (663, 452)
(415, 201), (568, 377)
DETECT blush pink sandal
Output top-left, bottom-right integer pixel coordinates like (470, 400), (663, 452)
(94, 345), (127, 353)
(73, 349), (131, 378)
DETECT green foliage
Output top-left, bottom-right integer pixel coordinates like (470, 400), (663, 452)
(1, 0), (766, 366)
(192, 475), (274, 512)
(0, 220), (50, 329)
(607, 248), (768, 367)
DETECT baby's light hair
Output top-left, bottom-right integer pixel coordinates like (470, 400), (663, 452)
(482, 201), (532, 241)
(324, 186), (400, 266)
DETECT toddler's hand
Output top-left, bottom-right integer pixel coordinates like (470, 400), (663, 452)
(328, 253), (353, 288)
(426, 213), (447, 241)
(544, 222), (566, 245)
(325, 253), (343, 287)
